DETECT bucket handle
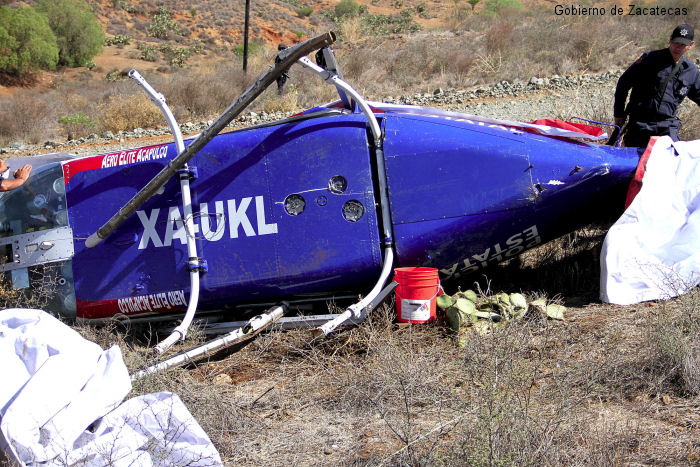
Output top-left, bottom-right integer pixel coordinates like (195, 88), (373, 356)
(395, 283), (443, 302)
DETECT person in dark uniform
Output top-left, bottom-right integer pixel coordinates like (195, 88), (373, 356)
(614, 24), (700, 148)
(274, 43), (289, 94)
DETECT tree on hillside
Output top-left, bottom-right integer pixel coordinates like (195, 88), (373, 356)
(0, 6), (58, 76)
(35, 0), (104, 67)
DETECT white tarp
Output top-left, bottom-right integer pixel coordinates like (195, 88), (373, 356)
(601, 136), (700, 305)
(0, 309), (222, 466)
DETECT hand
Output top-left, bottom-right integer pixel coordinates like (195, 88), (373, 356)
(13, 164), (32, 181)
(613, 117), (625, 126)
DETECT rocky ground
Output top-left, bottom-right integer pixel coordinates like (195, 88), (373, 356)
(0, 69), (622, 158)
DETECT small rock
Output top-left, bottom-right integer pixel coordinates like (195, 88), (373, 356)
(101, 131), (115, 139)
(9, 142), (25, 150)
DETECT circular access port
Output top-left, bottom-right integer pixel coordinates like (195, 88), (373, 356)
(284, 194), (306, 216)
(342, 200), (364, 222)
(316, 195), (327, 207)
(328, 175), (347, 194)
(53, 177), (65, 195)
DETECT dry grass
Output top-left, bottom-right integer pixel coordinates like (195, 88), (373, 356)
(64, 281), (698, 465)
(339, 16), (364, 43)
(96, 93), (165, 133)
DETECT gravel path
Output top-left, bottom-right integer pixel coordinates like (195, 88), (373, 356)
(0, 70), (621, 158)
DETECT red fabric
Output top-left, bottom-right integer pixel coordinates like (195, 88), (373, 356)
(528, 119), (605, 137)
(624, 136), (658, 209)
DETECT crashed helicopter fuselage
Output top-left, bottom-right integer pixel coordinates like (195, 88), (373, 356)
(0, 36), (641, 324)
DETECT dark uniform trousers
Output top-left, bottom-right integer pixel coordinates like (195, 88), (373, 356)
(615, 48), (700, 148)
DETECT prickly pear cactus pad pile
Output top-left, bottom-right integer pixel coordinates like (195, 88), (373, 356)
(437, 290), (566, 336)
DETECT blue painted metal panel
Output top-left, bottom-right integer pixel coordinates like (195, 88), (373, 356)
(66, 113), (381, 316)
(382, 113), (640, 278)
(193, 115), (381, 305)
(383, 113), (533, 224)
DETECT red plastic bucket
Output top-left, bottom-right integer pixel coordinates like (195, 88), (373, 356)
(394, 267), (440, 323)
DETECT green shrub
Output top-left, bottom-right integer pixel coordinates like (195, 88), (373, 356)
(159, 44), (193, 67)
(104, 67), (122, 81)
(362, 12), (421, 35)
(58, 111), (94, 139)
(483, 0), (522, 17)
(233, 42), (263, 57)
(295, 6), (313, 17)
(148, 6), (182, 39)
(105, 34), (131, 46)
(35, 0), (104, 67)
(137, 44), (158, 62)
(190, 41), (204, 55)
(416, 2), (430, 17)
(189, 7), (197, 17)
(0, 5), (59, 76)
(335, 0), (360, 18)
(120, 1), (138, 14)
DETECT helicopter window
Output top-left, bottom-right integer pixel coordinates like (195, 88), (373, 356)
(0, 163), (69, 238)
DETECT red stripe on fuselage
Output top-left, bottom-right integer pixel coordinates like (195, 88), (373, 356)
(62, 143), (170, 185)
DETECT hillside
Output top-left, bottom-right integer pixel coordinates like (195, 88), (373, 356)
(1, 0), (697, 148)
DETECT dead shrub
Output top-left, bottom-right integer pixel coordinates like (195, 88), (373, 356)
(339, 16), (363, 43)
(650, 286), (700, 395)
(678, 101), (700, 141)
(485, 21), (514, 55)
(446, 0), (471, 32)
(96, 93), (164, 133)
(157, 65), (247, 120)
(0, 91), (57, 145)
(338, 45), (370, 82)
(260, 87), (300, 114)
